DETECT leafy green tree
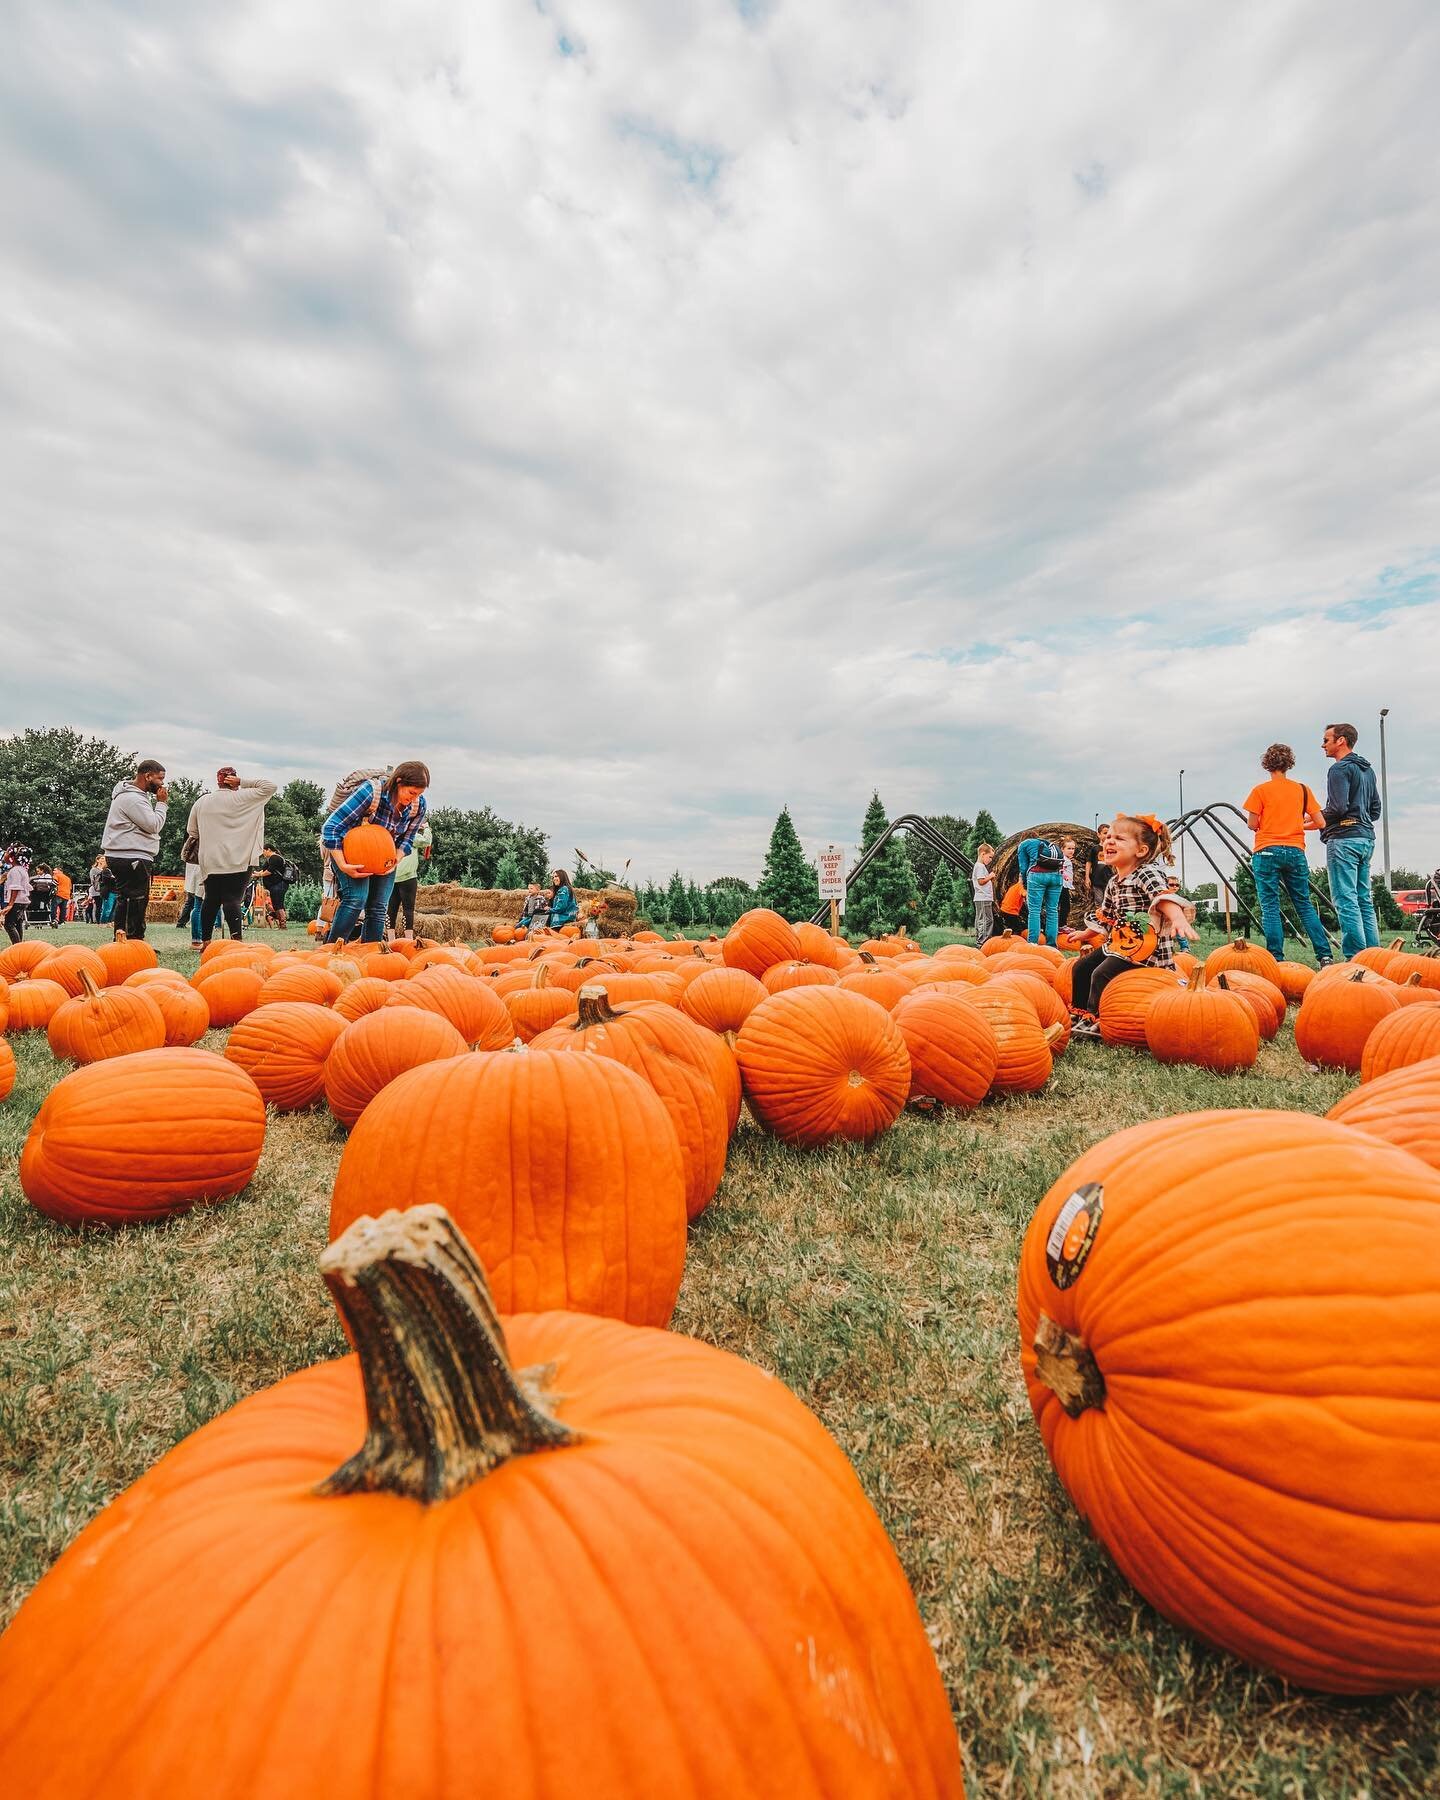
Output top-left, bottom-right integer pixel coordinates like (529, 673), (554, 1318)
(756, 806), (821, 921)
(426, 807), (547, 887)
(909, 813), (972, 895)
(262, 794), (324, 881)
(494, 848), (526, 890)
(283, 779), (325, 829)
(846, 793), (920, 936)
(665, 871), (691, 927)
(155, 777), (205, 874)
(922, 861), (956, 927)
(1390, 867), (1424, 890)
(1373, 878), (1406, 930)
(0, 726), (135, 874)
(966, 810), (1002, 860)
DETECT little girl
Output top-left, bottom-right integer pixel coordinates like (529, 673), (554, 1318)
(1069, 813), (1194, 1039)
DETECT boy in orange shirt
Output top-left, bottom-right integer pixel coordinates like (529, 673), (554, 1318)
(1243, 744), (1332, 964)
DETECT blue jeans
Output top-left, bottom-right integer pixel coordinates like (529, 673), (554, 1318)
(330, 867), (396, 945)
(1326, 837), (1379, 960)
(1026, 870), (1062, 945)
(1251, 845), (1331, 962)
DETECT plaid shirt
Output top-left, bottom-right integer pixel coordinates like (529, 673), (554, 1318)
(321, 782), (428, 856)
(1097, 861), (1180, 969)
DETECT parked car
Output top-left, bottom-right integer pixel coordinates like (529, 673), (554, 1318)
(1393, 889), (1428, 916)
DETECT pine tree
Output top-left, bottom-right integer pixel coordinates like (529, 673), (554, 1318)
(923, 861), (955, 927)
(951, 868), (975, 929)
(846, 793), (920, 936)
(755, 806), (821, 921)
(494, 848), (525, 890)
(967, 810), (1002, 860)
(686, 879), (705, 926)
(910, 813), (972, 896)
(665, 871), (691, 928)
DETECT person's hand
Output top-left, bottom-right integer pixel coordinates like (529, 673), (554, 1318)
(331, 856), (359, 877)
(155, 784), (169, 803)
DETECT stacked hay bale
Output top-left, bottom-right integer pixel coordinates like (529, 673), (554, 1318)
(992, 823), (1102, 924)
(414, 883), (637, 945)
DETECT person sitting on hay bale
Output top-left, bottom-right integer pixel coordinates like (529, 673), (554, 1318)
(547, 868), (579, 932)
(517, 882), (550, 933)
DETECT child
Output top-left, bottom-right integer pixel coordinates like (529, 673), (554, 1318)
(1069, 814), (1194, 1040)
(994, 878), (1028, 940)
(972, 843), (995, 943)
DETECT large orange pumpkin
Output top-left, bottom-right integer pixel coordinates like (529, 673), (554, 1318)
(792, 921), (848, 970)
(141, 980), (212, 1048)
(893, 991), (999, 1110)
(1018, 1108), (1440, 1692)
(0, 1037), (14, 1102)
(4, 975), (69, 1033)
(224, 1003), (349, 1111)
(1203, 938), (1283, 987)
(761, 960), (841, 995)
(954, 989), (1058, 1094)
(1329, 1056), (1440, 1172)
(257, 964), (343, 1009)
(1096, 967), (1181, 1048)
(94, 936), (159, 986)
(0, 1206), (963, 1798)
(47, 971), (166, 1065)
(323, 1005), (470, 1128)
(1360, 1007), (1440, 1083)
(722, 908), (800, 978)
(329, 1052), (687, 1325)
(0, 941), (49, 980)
(333, 976), (397, 1023)
(1294, 969), (1401, 1070)
(34, 945), (109, 997)
(837, 959), (916, 1013)
(1143, 977), (1258, 1072)
(678, 966), (766, 1039)
(735, 987), (909, 1147)
(533, 987), (728, 1221)
(504, 971), (577, 1043)
(193, 965), (265, 1029)
(389, 968), (516, 1050)
(341, 821), (398, 876)
(19, 1049), (266, 1227)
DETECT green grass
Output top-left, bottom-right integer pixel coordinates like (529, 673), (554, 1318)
(2, 923), (1436, 1796)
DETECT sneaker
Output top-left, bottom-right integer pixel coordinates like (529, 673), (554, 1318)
(1069, 1015), (1102, 1041)
(1317, 956), (1335, 968)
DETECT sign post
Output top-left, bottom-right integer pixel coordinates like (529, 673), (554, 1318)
(817, 846), (846, 937)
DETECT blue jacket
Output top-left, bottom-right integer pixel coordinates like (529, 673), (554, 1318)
(1322, 753), (1381, 842)
(548, 883), (579, 928)
(1017, 837), (1061, 881)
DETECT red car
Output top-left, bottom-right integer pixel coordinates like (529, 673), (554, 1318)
(1393, 889), (1429, 916)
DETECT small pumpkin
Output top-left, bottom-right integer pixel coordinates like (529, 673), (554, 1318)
(837, 957), (917, 1013)
(142, 980), (212, 1048)
(1216, 970), (1283, 1041)
(4, 974), (69, 1034)
(735, 987), (910, 1147)
(257, 965), (343, 1009)
(193, 965), (265, 1029)
(47, 971), (167, 1065)
(792, 921), (849, 970)
(94, 936), (158, 986)
(1143, 974), (1259, 1072)
(225, 1002), (350, 1111)
(1273, 960), (1318, 1004)
(1204, 938), (1284, 987)
(678, 966), (766, 1039)
(1294, 970), (1401, 1071)
(333, 976), (398, 1023)
(761, 960), (841, 995)
(0, 941), (49, 981)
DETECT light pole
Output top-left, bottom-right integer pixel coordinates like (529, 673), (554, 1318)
(1178, 769), (1186, 888)
(1379, 708), (1392, 889)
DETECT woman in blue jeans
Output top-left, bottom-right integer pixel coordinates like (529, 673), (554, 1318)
(1243, 744), (1332, 963)
(1017, 835), (1064, 947)
(321, 761), (431, 945)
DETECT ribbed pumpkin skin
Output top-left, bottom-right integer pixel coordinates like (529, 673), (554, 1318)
(1018, 1109), (1440, 1692)
(505, 986), (577, 1042)
(1204, 939), (1283, 987)
(893, 991), (999, 1109)
(680, 966), (766, 1037)
(1097, 969), (1180, 1048)
(1361, 1008), (1440, 1084)
(954, 990), (1054, 1095)
(1330, 1057), (1440, 1172)
(0, 1038), (14, 1102)
(723, 908), (801, 978)
(837, 965), (916, 1012)
(389, 971), (516, 1049)
(1143, 985), (1258, 1071)
(1273, 961), (1317, 1004)
(0, 981), (9, 1034)
(257, 965), (342, 1009)
(19, 1049), (266, 1226)
(987, 972), (1072, 1052)
(47, 982), (166, 1065)
(1294, 974), (1400, 1071)
(761, 961), (841, 995)
(792, 922), (849, 970)
(35, 946), (109, 998)
(142, 981), (212, 1048)
(323, 1007), (470, 1128)
(329, 1054), (687, 1325)
(533, 998), (728, 1222)
(195, 967), (264, 1029)
(94, 938), (158, 986)
(341, 821), (398, 876)
(0, 941), (50, 980)
(735, 988), (909, 1147)
(333, 977), (396, 1024)
(224, 1003), (349, 1111)
(0, 1308), (963, 1800)
(6, 978), (69, 1033)
(1217, 970), (1287, 1029)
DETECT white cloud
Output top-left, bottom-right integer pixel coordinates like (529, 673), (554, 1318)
(2, 0), (1437, 878)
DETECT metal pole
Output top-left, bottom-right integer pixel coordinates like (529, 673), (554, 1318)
(1179, 770), (1186, 889)
(1379, 708), (1392, 889)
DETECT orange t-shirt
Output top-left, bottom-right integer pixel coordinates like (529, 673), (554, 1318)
(1244, 775), (1319, 851)
(53, 871), (72, 899)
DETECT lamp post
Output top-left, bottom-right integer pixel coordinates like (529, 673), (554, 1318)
(1178, 769), (1186, 888)
(1379, 708), (1392, 889)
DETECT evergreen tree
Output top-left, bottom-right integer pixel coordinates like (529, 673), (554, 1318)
(967, 810), (1002, 859)
(665, 871), (691, 928)
(923, 861), (955, 927)
(755, 806), (821, 921)
(645, 881), (669, 925)
(846, 793), (920, 936)
(910, 813), (972, 895)
(686, 879), (705, 926)
(494, 847), (525, 890)
(951, 869), (975, 929)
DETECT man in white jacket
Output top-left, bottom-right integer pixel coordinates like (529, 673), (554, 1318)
(101, 760), (168, 939)
(187, 766), (277, 943)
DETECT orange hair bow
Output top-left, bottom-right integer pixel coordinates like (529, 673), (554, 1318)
(1132, 812), (1165, 835)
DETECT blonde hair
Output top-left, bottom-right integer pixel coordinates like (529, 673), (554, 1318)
(1115, 814), (1175, 867)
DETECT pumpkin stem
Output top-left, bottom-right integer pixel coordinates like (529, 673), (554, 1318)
(1033, 1313), (1106, 1418)
(78, 969), (103, 1000)
(574, 984), (620, 1027)
(318, 1206), (579, 1504)
(858, 950), (877, 965)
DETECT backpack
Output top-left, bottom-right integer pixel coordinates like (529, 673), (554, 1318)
(325, 768), (390, 819)
(1030, 838), (1062, 872)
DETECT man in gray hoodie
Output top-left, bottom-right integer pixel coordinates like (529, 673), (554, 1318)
(100, 760), (168, 939)
(1320, 722), (1382, 960)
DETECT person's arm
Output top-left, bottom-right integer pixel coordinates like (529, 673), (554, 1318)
(1322, 763), (1349, 827)
(1245, 809), (1261, 831)
(1302, 786), (1326, 832)
(322, 785), (370, 873)
(243, 779), (278, 797)
(112, 788), (166, 842)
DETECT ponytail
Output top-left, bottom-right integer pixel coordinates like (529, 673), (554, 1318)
(1119, 812), (1175, 867)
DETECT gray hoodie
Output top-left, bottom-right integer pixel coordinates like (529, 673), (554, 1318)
(101, 779), (167, 860)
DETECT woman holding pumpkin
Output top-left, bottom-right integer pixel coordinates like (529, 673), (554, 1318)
(1068, 814), (1194, 1040)
(322, 762), (431, 945)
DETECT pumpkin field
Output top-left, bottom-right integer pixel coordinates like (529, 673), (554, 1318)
(1, 917), (1439, 1797)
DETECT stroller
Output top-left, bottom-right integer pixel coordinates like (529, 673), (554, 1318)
(1413, 870), (1440, 955)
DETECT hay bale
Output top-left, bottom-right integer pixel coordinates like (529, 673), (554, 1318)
(146, 897), (183, 925)
(992, 824), (1102, 922)
(414, 883), (637, 936)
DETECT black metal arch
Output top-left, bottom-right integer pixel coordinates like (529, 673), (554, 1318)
(809, 815), (972, 927)
(1166, 802), (1338, 948)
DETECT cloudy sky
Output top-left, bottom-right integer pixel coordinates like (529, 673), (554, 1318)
(3, 0), (1438, 880)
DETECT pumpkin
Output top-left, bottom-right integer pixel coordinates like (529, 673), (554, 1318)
(986, 971), (1072, 1052)
(47, 970), (167, 1065)
(19, 1048), (267, 1227)
(1329, 1056), (1440, 1173)
(360, 951), (411, 983)
(893, 990), (1000, 1110)
(1390, 974), (1440, 1010)
(94, 936), (158, 986)
(0, 1037), (14, 1102)
(201, 939), (274, 966)
(1017, 1108), (1440, 1692)
(329, 1051), (687, 1325)
(735, 987), (909, 1147)
(389, 968), (516, 1049)
(492, 922), (517, 944)
(792, 921), (848, 970)
(34, 945), (109, 997)
(1204, 938), (1284, 987)
(1215, 970), (1283, 1041)
(323, 1006), (470, 1128)
(837, 959), (917, 1013)
(193, 965), (264, 1029)
(257, 965), (342, 1009)
(953, 989), (1059, 1095)
(1143, 975), (1259, 1072)
(1386, 950), (1440, 994)
(533, 987), (728, 1221)
(0, 1206), (962, 1798)
(333, 976), (397, 1023)
(224, 1003), (349, 1111)
(4, 975), (68, 1033)
(1273, 961), (1318, 1004)
(1360, 1008), (1440, 1084)
(1294, 969), (1401, 1071)
(0, 980), (9, 1034)
(341, 821), (398, 876)
(761, 960), (841, 995)
(124, 968), (191, 989)
(932, 943), (987, 964)
(1097, 968), (1181, 1048)
(142, 980), (212, 1048)
(722, 908), (801, 978)
(0, 941), (50, 980)
(678, 966), (766, 1039)
(504, 968), (577, 1043)
(569, 970), (681, 1008)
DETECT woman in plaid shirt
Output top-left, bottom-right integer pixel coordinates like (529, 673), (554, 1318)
(1069, 814), (1194, 1040)
(322, 761), (430, 944)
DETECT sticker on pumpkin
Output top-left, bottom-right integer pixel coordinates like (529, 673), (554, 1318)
(1045, 1182), (1103, 1289)
(1103, 915), (1159, 963)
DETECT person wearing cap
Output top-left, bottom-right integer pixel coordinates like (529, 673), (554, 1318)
(186, 766), (277, 943)
(102, 760), (169, 939)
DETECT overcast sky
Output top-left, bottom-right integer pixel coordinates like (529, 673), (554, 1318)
(3, 0), (1437, 880)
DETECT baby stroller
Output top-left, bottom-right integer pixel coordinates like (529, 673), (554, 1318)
(1413, 870), (1440, 955)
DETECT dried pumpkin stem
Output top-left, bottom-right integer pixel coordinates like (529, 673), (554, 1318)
(319, 1205), (579, 1503)
(575, 984), (620, 1027)
(1033, 1312), (1107, 1418)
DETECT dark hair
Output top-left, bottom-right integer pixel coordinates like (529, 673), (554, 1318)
(1325, 722), (1358, 749)
(1262, 743), (1296, 772)
(136, 759), (165, 778)
(551, 868), (571, 890)
(388, 760), (431, 796)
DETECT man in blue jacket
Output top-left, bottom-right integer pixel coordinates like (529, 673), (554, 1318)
(1320, 722), (1382, 960)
